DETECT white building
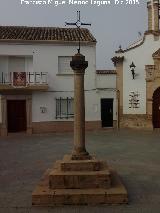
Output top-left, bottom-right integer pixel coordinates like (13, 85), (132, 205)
(112, 0), (160, 129)
(0, 26), (117, 136)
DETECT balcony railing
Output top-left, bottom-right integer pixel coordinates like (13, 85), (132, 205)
(0, 72), (48, 87)
(0, 72), (48, 92)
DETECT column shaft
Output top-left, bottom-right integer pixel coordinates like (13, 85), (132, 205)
(70, 52), (90, 160)
(73, 73), (85, 154)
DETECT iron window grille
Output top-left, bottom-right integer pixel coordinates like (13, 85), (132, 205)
(56, 97), (74, 119)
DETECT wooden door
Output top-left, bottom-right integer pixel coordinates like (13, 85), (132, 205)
(153, 88), (160, 128)
(7, 100), (26, 132)
(101, 99), (113, 127)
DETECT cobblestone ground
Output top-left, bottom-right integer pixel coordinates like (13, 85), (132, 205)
(0, 130), (160, 213)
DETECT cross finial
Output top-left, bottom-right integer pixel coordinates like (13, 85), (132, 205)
(65, 11), (91, 53)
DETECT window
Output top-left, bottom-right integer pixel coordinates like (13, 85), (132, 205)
(58, 56), (73, 74)
(8, 56), (33, 73)
(0, 56), (34, 84)
(9, 56), (25, 73)
(56, 97), (74, 119)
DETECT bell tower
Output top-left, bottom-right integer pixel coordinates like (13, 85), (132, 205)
(147, 0), (159, 31)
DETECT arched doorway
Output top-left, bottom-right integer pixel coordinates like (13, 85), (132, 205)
(153, 87), (160, 128)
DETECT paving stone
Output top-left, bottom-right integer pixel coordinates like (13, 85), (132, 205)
(0, 130), (160, 212)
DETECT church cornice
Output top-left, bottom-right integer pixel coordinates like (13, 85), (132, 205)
(114, 30), (160, 55)
(152, 48), (160, 58)
(119, 36), (145, 53)
(145, 30), (160, 36)
(111, 56), (124, 66)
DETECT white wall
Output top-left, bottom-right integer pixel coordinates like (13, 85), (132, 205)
(32, 89), (117, 122)
(95, 74), (117, 121)
(0, 43), (98, 122)
(96, 74), (116, 89)
(96, 90), (117, 121)
(31, 89), (117, 122)
(0, 56), (8, 73)
(0, 43), (117, 123)
(0, 43), (96, 89)
(121, 34), (160, 114)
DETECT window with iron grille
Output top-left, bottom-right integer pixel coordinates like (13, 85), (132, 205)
(56, 97), (74, 119)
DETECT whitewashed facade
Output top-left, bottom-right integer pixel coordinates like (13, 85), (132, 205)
(0, 27), (117, 135)
(113, 0), (160, 129)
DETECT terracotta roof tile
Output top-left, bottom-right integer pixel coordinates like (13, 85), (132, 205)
(0, 26), (96, 43)
(96, 70), (117, 74)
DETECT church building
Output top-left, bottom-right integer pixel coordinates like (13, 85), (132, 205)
(0, 26), (117, 136)
(112, 0), (160, 129)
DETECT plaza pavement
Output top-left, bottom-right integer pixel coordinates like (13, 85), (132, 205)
(0, 129), (160, 213)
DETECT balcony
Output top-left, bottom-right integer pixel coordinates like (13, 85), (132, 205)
(0, 72), (48, 92)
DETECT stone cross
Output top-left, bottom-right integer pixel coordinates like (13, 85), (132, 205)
(65, 11), (92, 160)
(65, 11), (91, 53)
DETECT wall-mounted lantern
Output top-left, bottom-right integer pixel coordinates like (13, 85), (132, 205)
(130, 62), (136, 80)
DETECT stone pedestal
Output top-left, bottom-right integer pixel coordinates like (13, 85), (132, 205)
(32, 52), (128, 205)
(32, 155), (128, 205)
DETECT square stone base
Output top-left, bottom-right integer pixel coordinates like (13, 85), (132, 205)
(32, 155), (128, 205)
(32, 169), (127, 205)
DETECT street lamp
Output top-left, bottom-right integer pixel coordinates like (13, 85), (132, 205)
(130, 62), (136, 80)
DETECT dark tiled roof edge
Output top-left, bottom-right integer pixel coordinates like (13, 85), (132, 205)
(96, 70), (117, 74)
(0, 26), (96, 43)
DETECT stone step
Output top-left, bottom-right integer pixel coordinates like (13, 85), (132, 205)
(49, 169), (111, 189)
(60, 154), (107, 171)
(154, 128), (160, 132)
(32, 169), (128, 206)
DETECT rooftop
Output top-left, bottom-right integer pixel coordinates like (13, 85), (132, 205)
(0, 26), (96, 43)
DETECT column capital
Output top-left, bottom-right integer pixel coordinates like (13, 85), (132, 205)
(70, 53), (88, 72)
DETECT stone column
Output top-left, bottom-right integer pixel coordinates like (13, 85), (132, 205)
(147, 1), (153, 31)
(152, 0), (159, 31)
(147, 0), (159, 31)
(1, 95), (7, 136)
(70, 53), (91, 160)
